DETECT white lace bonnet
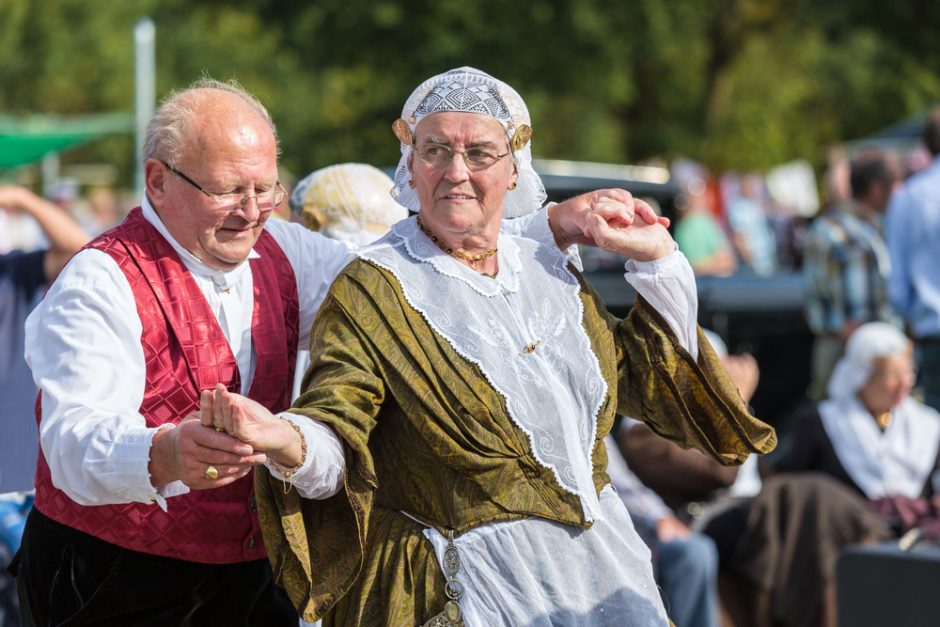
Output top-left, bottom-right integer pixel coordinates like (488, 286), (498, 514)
(390, 66), (546, 218)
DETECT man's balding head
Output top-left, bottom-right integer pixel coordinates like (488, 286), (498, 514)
(143, 78), (278, 165)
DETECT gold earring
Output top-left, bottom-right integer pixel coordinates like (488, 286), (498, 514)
(408, 179), (415, 188)
(510, 181), (517, 190)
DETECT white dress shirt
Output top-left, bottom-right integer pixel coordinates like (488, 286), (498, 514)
(25, 198), (351, 509)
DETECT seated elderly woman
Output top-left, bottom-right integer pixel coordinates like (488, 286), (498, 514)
(774, 322), (940, 521)
(201, 67), (775, 625)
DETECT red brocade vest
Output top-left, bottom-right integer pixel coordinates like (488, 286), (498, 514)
(34, 208), (299, 564)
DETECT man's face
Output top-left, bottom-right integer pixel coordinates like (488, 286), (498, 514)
(408, 111), (516, 236)
(147, 110), (279, 271)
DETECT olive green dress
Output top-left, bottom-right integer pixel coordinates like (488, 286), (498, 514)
(255, 256), (776, 625)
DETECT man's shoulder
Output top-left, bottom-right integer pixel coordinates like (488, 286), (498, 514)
(49, 247), (125, 291)
(808, 212), (850, 245)
(263, 219), (349, 258)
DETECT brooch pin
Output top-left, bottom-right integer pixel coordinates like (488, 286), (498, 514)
(520, 340), (541, 355)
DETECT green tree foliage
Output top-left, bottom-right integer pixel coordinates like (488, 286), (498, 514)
(2, 0), (939, 182)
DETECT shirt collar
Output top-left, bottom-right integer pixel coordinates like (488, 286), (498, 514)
(140, 195), (259, 289)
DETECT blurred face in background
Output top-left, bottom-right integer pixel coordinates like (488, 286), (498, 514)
(858, 346), (915, 416)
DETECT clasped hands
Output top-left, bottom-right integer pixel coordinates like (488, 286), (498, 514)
(549, 188), (675, 262)
(149, 383), (302, 490)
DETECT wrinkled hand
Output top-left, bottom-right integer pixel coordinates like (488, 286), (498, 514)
(655, 515), (691, 542)
(549, 188), (674, 261)
(149, 415), (267, 490)
(199, 383), (302, 467)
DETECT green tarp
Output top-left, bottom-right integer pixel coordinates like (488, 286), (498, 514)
(0, 112), (134, 168)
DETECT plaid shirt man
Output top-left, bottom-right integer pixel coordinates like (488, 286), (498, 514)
(803, 201), (898, 336)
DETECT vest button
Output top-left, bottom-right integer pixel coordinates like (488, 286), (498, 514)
(247, 537), (255, 549)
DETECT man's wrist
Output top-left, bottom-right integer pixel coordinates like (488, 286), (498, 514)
(147, 425), (177, 488)
(546, 202), (574, 250)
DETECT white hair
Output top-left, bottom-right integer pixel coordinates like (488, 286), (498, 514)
(142, 77), (278, 164)
(827, 322), (910, 402)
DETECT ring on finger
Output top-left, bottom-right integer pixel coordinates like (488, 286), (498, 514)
(204, 465), (220, 480)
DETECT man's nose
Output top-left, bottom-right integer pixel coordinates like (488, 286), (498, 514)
(233, 195), (262, 222)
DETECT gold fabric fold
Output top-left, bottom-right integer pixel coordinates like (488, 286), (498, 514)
(256, 259), (775, 624)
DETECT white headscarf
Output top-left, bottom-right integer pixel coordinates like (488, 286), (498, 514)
(289, 163), (408, 247)
(826, 322), (909, 403)
(820, 322), (940, 499)
(390, 66), (546, 218)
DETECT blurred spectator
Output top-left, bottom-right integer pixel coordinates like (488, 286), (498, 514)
(803, 148), (901, 399)
(81, 185), (123, 235)
(727, 173), (777, 276)
(287, 163), (407, 400)
(672, 160), (737, 276)
(773, 322), (940, 532)
(606, 429), (720, 627)
(621, 328), (887, 627)
(887, 107), (940, 411)
(0, 184), (89, 627)
(289, 163), (407, 247)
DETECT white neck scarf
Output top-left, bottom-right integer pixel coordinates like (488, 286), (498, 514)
(357, 216), (608, 520)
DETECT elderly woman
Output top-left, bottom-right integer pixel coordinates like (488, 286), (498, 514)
(775, 322), (940, 507)
(204, 67), (775, 625)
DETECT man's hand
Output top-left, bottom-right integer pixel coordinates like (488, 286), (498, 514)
(148, 416), (267, 490)
(200, 384), (304, 469)
(548, 188), (674, 261)
(721, 353), (760, 405)
(655, 515), (691, 542)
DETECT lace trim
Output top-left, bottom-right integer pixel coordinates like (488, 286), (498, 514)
(358, 224), (607, 517)
(393, 217), (522, 297)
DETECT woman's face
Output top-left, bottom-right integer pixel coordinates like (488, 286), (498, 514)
(408, 111), (516, 237)
(858, 347), (915, 415)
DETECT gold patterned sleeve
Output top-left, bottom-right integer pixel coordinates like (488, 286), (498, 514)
(255, 280), (385, 621)
(606, 291), (776, 465)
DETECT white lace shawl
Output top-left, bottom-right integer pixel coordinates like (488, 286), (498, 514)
(357, 216), (607, 519)
(819, 396), (940, 499)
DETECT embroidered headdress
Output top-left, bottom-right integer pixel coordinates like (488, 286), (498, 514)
(390, 66), (546, 218)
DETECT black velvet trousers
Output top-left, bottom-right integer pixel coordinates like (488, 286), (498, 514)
(9, 509), (297, 627)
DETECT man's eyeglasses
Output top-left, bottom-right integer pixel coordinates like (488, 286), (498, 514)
(159, 160), (286, 210)
(415, 143), (509, 172)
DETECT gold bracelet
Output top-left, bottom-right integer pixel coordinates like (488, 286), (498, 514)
(277, 418), (307, 493)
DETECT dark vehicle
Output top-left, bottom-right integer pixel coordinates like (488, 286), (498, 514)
(536, 159), (812, 426)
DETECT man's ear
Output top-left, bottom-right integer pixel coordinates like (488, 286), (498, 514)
(144, 159), (167, 208)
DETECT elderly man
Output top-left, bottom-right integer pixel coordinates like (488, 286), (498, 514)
(11, 77), (649, 626)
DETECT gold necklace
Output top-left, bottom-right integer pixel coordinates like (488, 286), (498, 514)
(417, 216), (497, 263)
(875, 411), (892, 430)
